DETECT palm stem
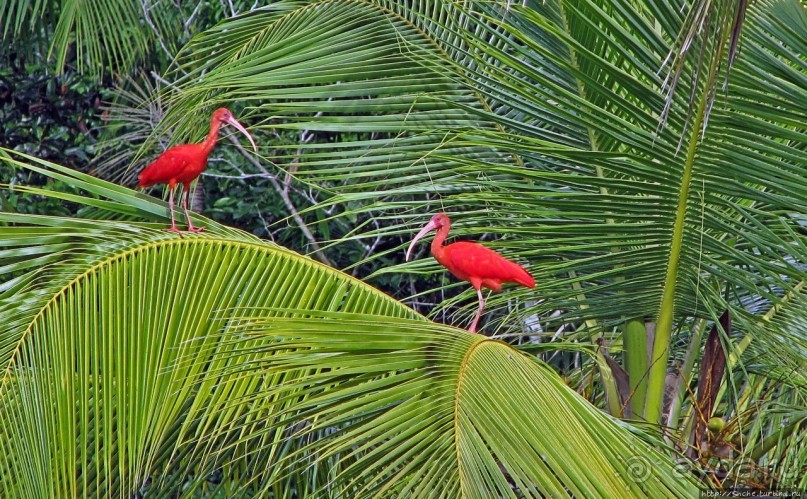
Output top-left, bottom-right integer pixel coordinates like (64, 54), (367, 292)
(644, 66), (714, 424)
(623, 319), (648, 418)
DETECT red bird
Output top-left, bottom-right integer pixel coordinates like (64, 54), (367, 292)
(138, 107), (257, 233)
(406, 213), (535, 333)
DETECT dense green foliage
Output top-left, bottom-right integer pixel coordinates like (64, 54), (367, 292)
(0, 152), (701, 497)
(1, 0), (805, 496)
(0, 59), (105, 215)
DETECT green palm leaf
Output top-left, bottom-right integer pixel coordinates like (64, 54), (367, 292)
(197, 315), (698, 497)
(1, 0), (180, 75)
(165, 0), (806, 423)
(0, 150), (697, 496)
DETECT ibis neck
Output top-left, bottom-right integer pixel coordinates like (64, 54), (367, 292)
(201, 118), (223, 154)
(430, 222), (450, 262)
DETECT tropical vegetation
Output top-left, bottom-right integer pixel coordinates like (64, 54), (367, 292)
(0, 0), (804, 496)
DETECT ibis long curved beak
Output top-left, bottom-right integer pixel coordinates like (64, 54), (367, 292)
(406, 219), (439, 261)
(224, 116), (258, 153)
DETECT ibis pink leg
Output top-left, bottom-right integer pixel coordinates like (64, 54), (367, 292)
(182, 187), (205, 233)
(468, 287), (485, 333)
(163, 187), (182, 234)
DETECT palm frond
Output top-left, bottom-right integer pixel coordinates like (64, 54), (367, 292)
(188, 314), (699, 497)
(0, 0), (246, 76)
(164, 0), (806, 425)
(0, 149), (411, 495)
(0, 150), (698, 495)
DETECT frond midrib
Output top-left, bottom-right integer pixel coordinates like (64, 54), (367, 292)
(452, 337), (497, 495)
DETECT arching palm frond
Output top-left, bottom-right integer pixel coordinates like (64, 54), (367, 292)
(0, 150), (698, 496)
(191, 314), (699, 497)
(0, 0), (259, 76)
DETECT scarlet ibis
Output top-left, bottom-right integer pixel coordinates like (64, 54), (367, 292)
(138, 107), (257, 233)
(406, 213), (535, 333)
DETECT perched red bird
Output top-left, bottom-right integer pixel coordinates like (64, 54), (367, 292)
(138, 107), (257, 233)
(406, 213), (535, 333)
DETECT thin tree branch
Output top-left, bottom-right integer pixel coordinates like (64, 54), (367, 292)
(226, 134), (334, 267)
(183, 0), (205, 39)
(140, 0), (175, 62)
